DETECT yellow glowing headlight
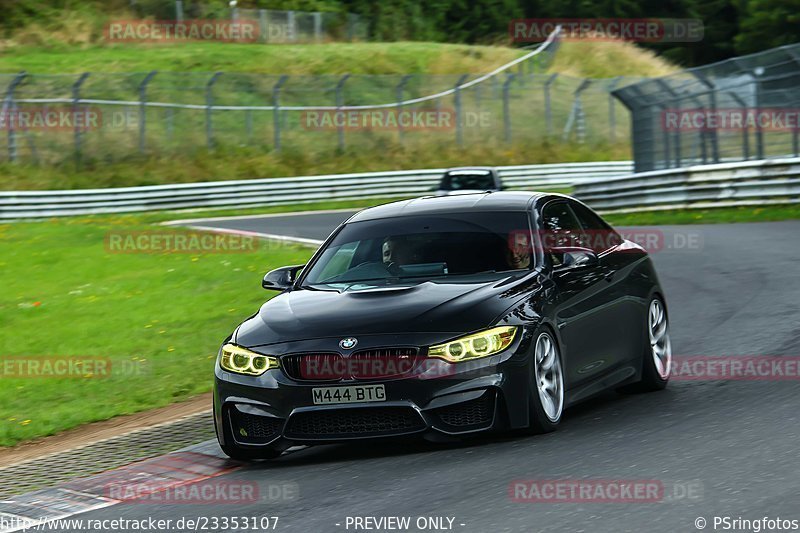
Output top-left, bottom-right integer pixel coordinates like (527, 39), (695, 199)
(220, 344), (279, 376)
(428, 326), (518, 363)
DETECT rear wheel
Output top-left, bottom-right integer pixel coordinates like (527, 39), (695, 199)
(527, 330), (565, 434)
(620, 297), (671, 393)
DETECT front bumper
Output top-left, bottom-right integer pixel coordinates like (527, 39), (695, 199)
(213, 330), (534, 448)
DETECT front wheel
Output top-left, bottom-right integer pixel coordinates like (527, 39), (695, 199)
(526, 329), (565, 434)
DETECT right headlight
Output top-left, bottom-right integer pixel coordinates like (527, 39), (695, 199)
(428, 326), (517, 363)
(220, 344), (279, 376)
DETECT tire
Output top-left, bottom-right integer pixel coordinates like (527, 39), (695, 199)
(619, 296), (671, 393)
(526, 328), (565, 434)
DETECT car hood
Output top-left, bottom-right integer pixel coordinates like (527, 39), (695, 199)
(234, 276), (538, 347)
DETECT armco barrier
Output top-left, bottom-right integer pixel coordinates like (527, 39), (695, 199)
(574, 157), (800, 212)
(0, 161), (632, 219)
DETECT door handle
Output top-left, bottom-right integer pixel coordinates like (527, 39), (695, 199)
(604, 271), (615, 282)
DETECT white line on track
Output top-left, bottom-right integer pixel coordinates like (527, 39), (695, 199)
(180, 224), (324, 247)
(161, 208), (356, 227)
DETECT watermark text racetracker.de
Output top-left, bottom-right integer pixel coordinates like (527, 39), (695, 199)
(672, 356), (800, 381)
(105, 19), (260, 43)
(105, 230), (263, 254)
(0, 356), (148, 379)
(509, 479), (703, 504)
(662, 108), (800, 132)
(510, 18), (703, 43)
(300, 109), (493, 131)
(1, 107), (171, 132)
(106, 479), (298, 505)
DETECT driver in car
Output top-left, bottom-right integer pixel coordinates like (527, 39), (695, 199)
(382, 237), (413, 266)
(506, 231), (532, 270)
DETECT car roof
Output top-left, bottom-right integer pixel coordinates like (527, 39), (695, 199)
(347, 191), (549, 222)
(443, 166), (496, 174)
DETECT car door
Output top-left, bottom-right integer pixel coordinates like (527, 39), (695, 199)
(568, 200), (645, 367)
(540, 200), (619, 390)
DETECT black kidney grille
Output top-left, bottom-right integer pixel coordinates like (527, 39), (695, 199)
(229, 409), (283, 444)
(285, 407), (425, 439)
(349, 348), (419, 379)
(281, 348), (419, 381)
(281, 353), (342, 381)
(432, 391), (495, 429)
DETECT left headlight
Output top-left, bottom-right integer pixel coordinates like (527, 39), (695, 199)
(428, 326), (517, 363)
(220, 343), (279, 376)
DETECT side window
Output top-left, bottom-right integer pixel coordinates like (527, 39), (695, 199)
(540, 202), (584, 267)
(569, 201), (623, 252)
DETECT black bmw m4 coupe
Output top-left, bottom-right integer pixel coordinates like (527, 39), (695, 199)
(213, 192), (672, 460)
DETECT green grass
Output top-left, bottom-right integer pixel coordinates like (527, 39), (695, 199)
(0, 141), (632, 190)
(0, 213), (314, 446)
(603, 204), (800, 226)
(0, 41), (525, 75)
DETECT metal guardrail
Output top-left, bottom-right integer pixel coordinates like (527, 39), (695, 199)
(574, 157), (800, 212)
(0, 161), (632, 219)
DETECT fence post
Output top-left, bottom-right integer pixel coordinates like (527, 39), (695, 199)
(166, 107), (174, 144)
(655, 79), (681, 166)
(175, 0), (184, 22)
(563, 79), (590, 143)
(287, 11), (296, 42)
(335, 74), (350, 152)
(72, 72), (90, 167)
(503, 74), (516, 143)
(138, 70), (157, 154)
(694, 73), (720, 163)
(3, 72), (27, 163)
(608, 76), (621, 142)
(753, 68), (765, 159)
(245, 110), (253, 144)
(272, 75), (289, 151)
(346, 13), (353, 41)
(259, 9), (268, 43)
(454, 74), (469, 146)
(658, 104), (672, 167)
(728, 92), (750, 160)
(544, 73), (558, 136)
(205, 72), (222, 150)
(396, 75), (412, 144)
(313, 12), (322, 41)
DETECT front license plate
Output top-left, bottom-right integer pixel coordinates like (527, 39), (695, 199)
(312, 384), (386, 405)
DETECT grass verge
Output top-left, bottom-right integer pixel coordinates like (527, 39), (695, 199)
(0, 142), (632, 191)
(0, 212), (313, 446)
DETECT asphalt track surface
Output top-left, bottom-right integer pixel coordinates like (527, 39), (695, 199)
(57, 215), (800, 532)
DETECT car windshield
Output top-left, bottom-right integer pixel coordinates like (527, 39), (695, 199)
(443, 170), (495, 191)
(302, 212), (533, 289)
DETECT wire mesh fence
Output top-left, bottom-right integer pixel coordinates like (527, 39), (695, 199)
(133, 0), (369, 43)
(0, 31), (641, 168)
(614, 43), (800, 172)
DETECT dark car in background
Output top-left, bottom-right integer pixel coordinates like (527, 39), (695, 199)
(213, 192), (672, 460)
(435, 167), (502, 195)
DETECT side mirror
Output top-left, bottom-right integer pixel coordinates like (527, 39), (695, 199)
(552, 247), (598, 270)
(262, 264), (304, 291)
